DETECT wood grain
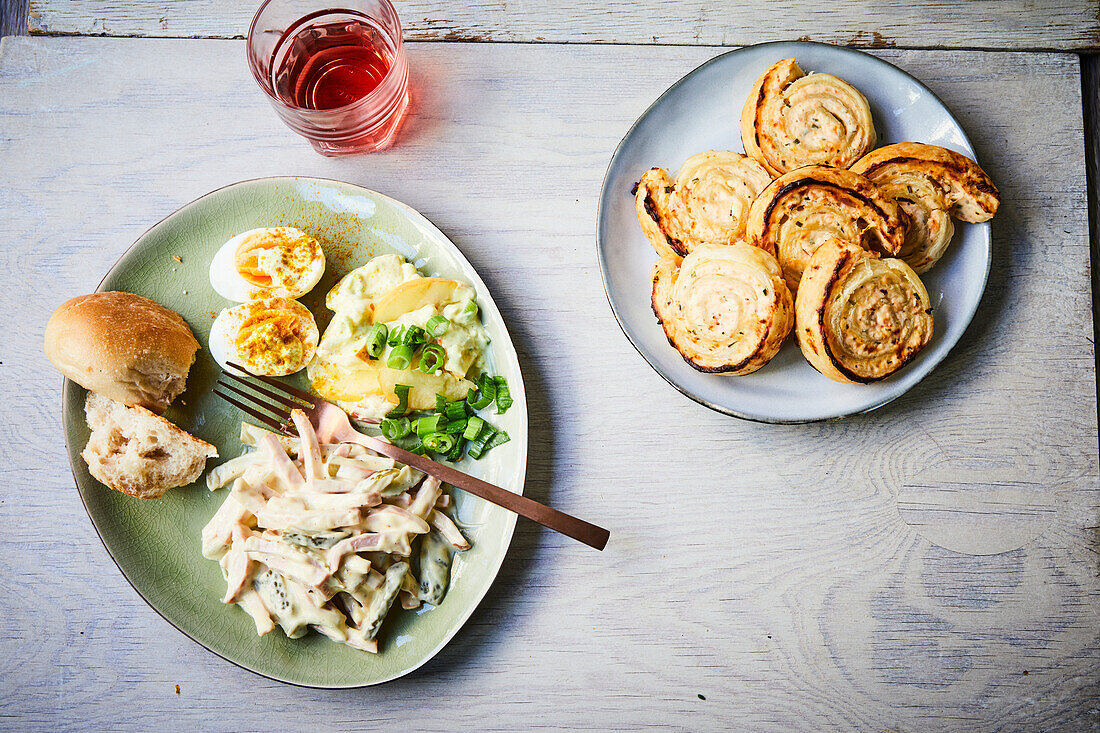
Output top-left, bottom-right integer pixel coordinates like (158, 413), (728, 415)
(23, 0), (1100, 50)
(1085, 54), (1100, 435)
(0, 37), (1097, 731)
(1, 0), (27, 37)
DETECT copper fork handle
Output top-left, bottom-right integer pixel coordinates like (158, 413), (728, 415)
(342, 429), (609, 551)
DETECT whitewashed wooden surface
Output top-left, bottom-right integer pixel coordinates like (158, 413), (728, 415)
(1, 35), (1098, 732)
(25, 0), (1100, 50)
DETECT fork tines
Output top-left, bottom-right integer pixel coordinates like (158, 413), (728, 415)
(213, 365), (315, 436)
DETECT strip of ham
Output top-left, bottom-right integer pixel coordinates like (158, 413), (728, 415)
(429, 510), (471, 550)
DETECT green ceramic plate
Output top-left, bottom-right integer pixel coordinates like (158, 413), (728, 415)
(62, 177), (527, 687)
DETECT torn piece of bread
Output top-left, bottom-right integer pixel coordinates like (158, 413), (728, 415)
(82, 392), (217, 499)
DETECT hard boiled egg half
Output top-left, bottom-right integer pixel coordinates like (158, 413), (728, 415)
(209, 227), (326, 301)
(209, 297), (319, 376)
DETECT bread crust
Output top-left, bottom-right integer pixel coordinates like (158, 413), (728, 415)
(45, 292), (199, 413)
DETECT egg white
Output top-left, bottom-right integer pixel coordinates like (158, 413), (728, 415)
(208, 227), (326, 302)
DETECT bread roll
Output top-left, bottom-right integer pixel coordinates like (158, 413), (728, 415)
(45, 291), (199, 413)
(851, 142), (1000, 273)
(741, 58), (876, 177)
(634, 151), (773, 259)
(744, 165), (906, 295)
(795, 239), (933, 383)
(652, 243), (793, 375)
(82, 392), (217, 499)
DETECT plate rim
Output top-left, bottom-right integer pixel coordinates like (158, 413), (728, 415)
(61, 175), (529, 688)
(595, 40), (993, 424)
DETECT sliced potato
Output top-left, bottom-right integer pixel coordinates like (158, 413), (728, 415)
(377, 367), (473, 410)
(372, 278), (472, 324)
(307, 359), (384, 402)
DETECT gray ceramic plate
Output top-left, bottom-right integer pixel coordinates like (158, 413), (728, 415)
(63, 177), (528, 687)
(597, 41), (991, 422)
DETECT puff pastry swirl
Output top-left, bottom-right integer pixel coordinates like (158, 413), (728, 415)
(795, 239), (933, 384)
(744, 165), (906, 295)
(741, 58), (876, 177)
(851, 142), (1000, 273)
(635, 151), (773, 259)
(652, 243), (793, 375)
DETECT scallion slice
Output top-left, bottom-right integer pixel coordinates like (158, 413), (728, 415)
(364, 323), (388, 359)
(380, 416), (411, 441)
(463, 300), (478, 316)
(446, 434), (465, 461)
(463, 415), (485, 441)
(387, 324), (405, 347)
(419, 343), (446, 374)
(387, 344), (415, 370)
(386, 384), (411, 418)
(402, 325), (427, 346)
(444, 400), (468, 421)
(423, 432), (456, 454)
(494, 376), (512, 413)
(467, 426), (496, 459)
(426, 315), (451, 337)
(444, 418), (468, 434)
(414, 414), (444, 437)
(396, 433), (424, 454)
(478, 373), (498, 402)
(435, 393), (447, 412)
(484, 429), (510, 452)
(466, 387), (492, 411)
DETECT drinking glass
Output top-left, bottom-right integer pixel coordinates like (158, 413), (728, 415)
(247, 0), (410, 155)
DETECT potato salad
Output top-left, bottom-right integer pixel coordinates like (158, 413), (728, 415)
(307, 254), (490, 417)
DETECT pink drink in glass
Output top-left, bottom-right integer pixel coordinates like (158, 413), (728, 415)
(248, 1), (410, 155)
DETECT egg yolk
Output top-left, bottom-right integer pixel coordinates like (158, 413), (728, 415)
(234, 229), (320, 289)
(235, 311), (306, 373)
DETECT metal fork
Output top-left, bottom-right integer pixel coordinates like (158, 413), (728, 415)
(213, 365), (610, 551)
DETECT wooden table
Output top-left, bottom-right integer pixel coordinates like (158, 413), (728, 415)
(2, 3), (1098, 730)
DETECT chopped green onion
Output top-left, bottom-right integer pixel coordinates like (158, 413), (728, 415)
(419, 343), (446, 374)
(395, 433), (425, 454)
(446, 435), (465, 461)
(387, 344), (415, 370)
(463, 300), (479, 316)
(444, 418), (468, 434)
(425, 315), (451, 337)
(414, 414), (444, 437)
(478, 374), (498, 402)
(435, 393), (447, 412)
(380, 416), (411, 441)
(364, 323), (388, 359)
(444, 401), (468, 421)
(466, 387), (492, 411)
(469, 427), (508, 459)
(463, 415), (485, 441)
(467, 426), (497, 459)
(402, 325), (427, 346)
(493, 376), (512, 413)
(484, 429), (510, 452)
(386, 324), (405, 347)
(386, 385), (411, 418)
(423, 432), (456, 454)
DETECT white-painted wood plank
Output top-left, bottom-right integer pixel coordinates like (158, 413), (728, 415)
(24, 0), (1100, 50)
(0, 37), (1097, 731)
